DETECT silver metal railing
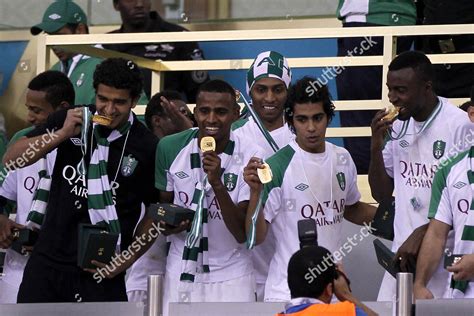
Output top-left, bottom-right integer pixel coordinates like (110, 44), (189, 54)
(146, 274), (164, 316)
(397, 272), (414, 316)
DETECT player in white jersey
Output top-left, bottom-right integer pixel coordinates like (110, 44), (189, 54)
(232, 51), (294, 300)
(232, 50), (294, 157)
(369, 51), (473, 300)
(244, 77), (376, 302)
(0, 71), (74, 303)
(415, 146), (474, 299)
(155, 80), (260, 315)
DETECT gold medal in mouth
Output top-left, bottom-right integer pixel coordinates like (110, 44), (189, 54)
(383, 107), (399, 121)
(257, 163), (273, 184)
(200, 136), (216, 152)
(92, 114), (113, 126)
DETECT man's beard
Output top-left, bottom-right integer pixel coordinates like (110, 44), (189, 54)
(130, 17), (148, 28)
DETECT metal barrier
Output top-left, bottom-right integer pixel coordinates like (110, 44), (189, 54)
(146, 274), (164, 316)
(416, 298), (474, 316)
(4, 298), (474, 315)
(0, 300), (390, 316)
(33, 23), (473, 204)
(168, 301), (393, 315)
(397, 272), (414, 316)
(35, 23), (473, 138)
(0, 302), (144, 316)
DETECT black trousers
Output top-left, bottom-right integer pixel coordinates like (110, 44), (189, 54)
(17, 254), (127, 303)
(336, 22), (414, 174)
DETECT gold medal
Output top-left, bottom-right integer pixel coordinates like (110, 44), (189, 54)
(200, 136), (216, 152)
(383, 106), (399, 121)
(257, 163), (273, 184)
(92, 114), (112, 126)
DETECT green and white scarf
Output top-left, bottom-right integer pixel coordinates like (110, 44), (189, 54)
(25, 158), (51, 230)
(180, 176), (210, 283)
(180, 135), (236, 284)
(27, 106), (92, 229)
(451, 146), (474, 297)
(239, 94), (280, 153)
(246, 189), (264, 250)
(87, 111), (134, 243)
(244, 51), (292, 249)
(240, 93), (275, 250)
(26, 107), (133, 244)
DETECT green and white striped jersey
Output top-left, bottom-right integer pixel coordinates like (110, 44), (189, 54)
(378, 97), (473, 300)
(429, 147), (474, 298)
(155, 128), (260, 282)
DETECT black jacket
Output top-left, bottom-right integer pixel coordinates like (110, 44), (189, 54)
(104, 12), (209, 102)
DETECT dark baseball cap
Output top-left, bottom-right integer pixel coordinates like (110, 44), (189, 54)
(31, 0), (87, 35)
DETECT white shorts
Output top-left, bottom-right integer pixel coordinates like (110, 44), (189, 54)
(163, 272), (256, 316)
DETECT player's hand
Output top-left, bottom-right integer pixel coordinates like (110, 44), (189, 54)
(447, 254), (474, 281)
(159, 220), (190, 236)
(243, 157), (264, 193)
(394, 225), (427, 272)
(161, 96), (193, 131)
(414, 283), (434, 300)
(61, 107), (84, 138)
(370, 109), (393, 152)
(0, 214), (24, 249)
(202, 151), (222, 188)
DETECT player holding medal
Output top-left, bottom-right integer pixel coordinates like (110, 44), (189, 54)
(369, 51), (472, 300)
(155, 80), (262, 315)
(244, 77), (376, 302)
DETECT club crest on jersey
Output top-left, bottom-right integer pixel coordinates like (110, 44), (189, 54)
(433, 140), (446, 159)
(121, 155), (138, 177)
(336, 172), (346, 191)
(224, 173), (237, 191)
